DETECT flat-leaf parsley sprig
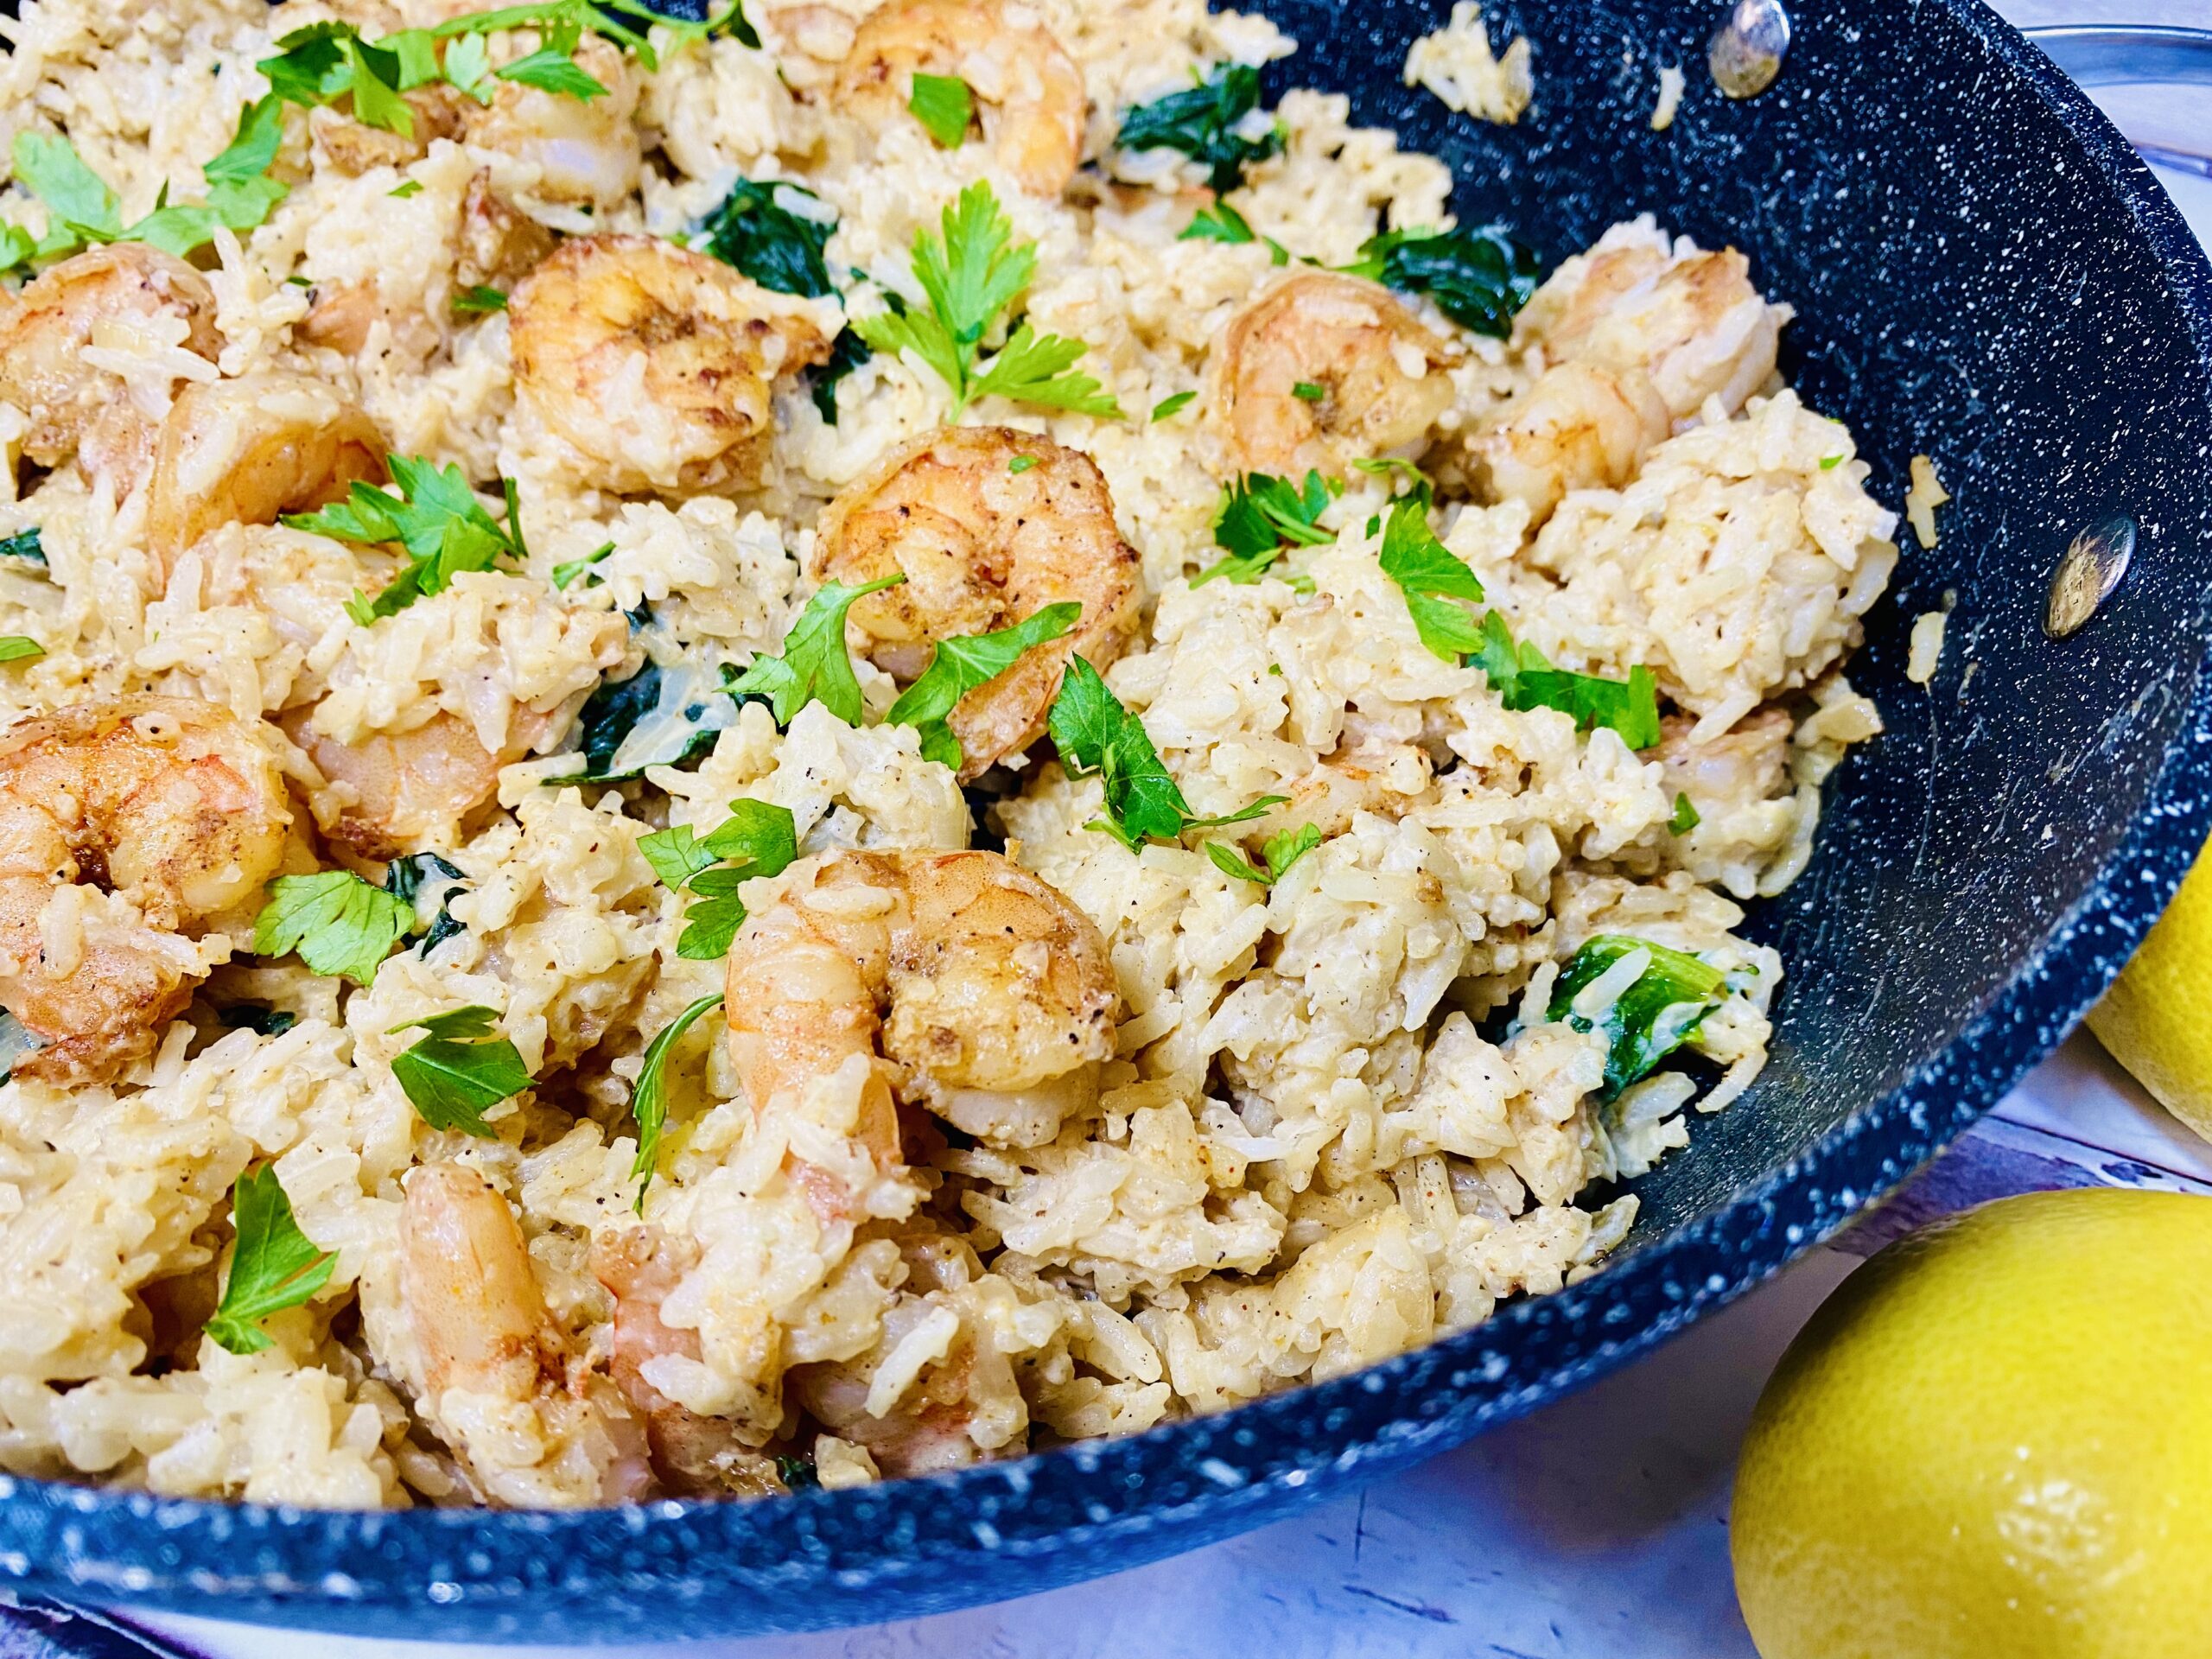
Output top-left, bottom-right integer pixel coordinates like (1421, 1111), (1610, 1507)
(1047, 657), (1282, 848)
(726, 574), (905, 727)
(1207, 822), (1322, 887)
(852, 181), (1122, 420)
(253, 871), (416, 985)
(204, 1165), (335, 1356)
(283, 454), (528, 623)
(638, 798), (799, 960)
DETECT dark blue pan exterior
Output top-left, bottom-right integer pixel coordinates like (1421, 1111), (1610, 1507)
(6, 0), (2212, 1640)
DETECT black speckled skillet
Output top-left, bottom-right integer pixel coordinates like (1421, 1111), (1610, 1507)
(5, 0), (2212, 1640)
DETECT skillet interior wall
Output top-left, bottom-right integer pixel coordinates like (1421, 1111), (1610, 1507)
(1244, 0), (2212, 1236)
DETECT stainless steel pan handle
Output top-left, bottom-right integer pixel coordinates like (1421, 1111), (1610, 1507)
(2024, 24), (2212, 178)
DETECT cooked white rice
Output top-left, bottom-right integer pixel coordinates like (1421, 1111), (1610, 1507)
(0, 0), (1899, 1508)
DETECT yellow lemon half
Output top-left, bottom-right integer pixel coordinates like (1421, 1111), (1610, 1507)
(1732, 1189), (2212, 1659)
(2088, 834), (2212, 1141)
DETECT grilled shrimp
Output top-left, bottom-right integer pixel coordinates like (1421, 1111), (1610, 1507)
(588, 1227), (791, 1497)
(1465, 360), (1670, 524)
(465, 34), (642, 212)
(400, 1165), (652, 1508)
(836, 0), (1086, 196)
(812, 428), (1141, 778)
(0, 698), (293, 1084)
(278, 706), (564, 862)
(1534, 239), (1785, 425)
(0, 244), (219, 480)
(727, 849), (1119, 1199)
(308, 82), (469, 176)
(144, 373), (388, 583)
(509, 234), (831, 495)
(1205, 271), (1458, 480)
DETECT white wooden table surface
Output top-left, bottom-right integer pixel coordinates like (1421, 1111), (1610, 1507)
(31, 5), (2212, 1655)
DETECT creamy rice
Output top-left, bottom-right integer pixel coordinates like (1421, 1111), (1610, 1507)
(0, 0), (1899, 1507)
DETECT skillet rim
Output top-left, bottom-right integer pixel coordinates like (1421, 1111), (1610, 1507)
(6, 0), (2212, 1635)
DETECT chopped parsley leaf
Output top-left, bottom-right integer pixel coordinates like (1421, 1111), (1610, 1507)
(453, 283), (508, 314)
(1047, 655), (1281, 847)
(1151, 390), (1197, 422)
(883, 601), (1081, 769)
(1007, 454), (1039, 474)
(1191, 469), (1334, 590)
(204, 1165), (334, 1356)
(639, 797), (798, 959)
(0, 637), (44, 665)
(1291, 380), (1325, 402)
(1471, 611), (1662, 749)
(1376, 497), (1485, 659)
(253, 871), (414, 984)
(851, 181), (1121, 420)
(389, 180), (424, 198)
(285, 454), (527, 623)
(551, 540), (616, 590)
(1669, 791), (1701, 835)
(1179, 200), (1255, 245)
(727, 574), (905, 728)
(386, 1005), (533, 1135)
(628, 992), (725, 1208)
(1206, 822), (1321, 887)
(908, 72), (974, 147)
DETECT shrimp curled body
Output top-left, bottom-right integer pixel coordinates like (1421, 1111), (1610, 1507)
(726, 849), (1121, 1161)
(509, 233), (831, 496)
(1205, 270), (1459, 480)
(400, 1164), (651, 1508)
(0, 243), (219, 481)
(836, 0), (1086, 196)
(813, 427), (1140, 779)
(0, 697), (293, 1084)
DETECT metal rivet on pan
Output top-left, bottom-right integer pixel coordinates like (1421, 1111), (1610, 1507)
(1708, 0), (1791, 99)
(2044, 513), (2136, 639)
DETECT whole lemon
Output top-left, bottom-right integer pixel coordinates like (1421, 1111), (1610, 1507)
(2088, 835), (2212, 1141)
(1732, 1189), (2212, 1659)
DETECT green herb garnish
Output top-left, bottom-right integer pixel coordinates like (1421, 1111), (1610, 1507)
(628, 992), (724, 1209)
(1007, 454), (1038, 474)
(389, 180), (424, 198)
(1151, 391), (1197, 422)
(1180, 200), (1255, 245)
(386, 1006), (532, 1135)
(1191, 470), (1335, 589)
(1291, 380), (1325, 402)
(0, 637), (43, 665)
(1047, 656), (1282, 848)
(639, 798), (798, 960)
(909, 72), (974, 147)
(851, 181), (1121, 420)
(453, 283), (508, 315)
(882, 601), (1080, 769)
(0, 528), (45, 567)
(810, 325), (874, 424)
(1377, 496), (1486, 658)
(1339, 224), (1541, 340)
(697, 175), (837, 299)
(1116, 64), (1282, 192)
(285, 454), (526, 623)
(204, 1165), (334, 1356)
(1547, 934), (1729, 1096)
(1206, 822), (1321, 887)
(1471, 612), (1662, 749)
(726, 574), (904, 728)
(551, 539), (615, 590)
(219, 1004), (299, 1036)
(1669, 791), (1700, 835)
(253, 871), (414, 984)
